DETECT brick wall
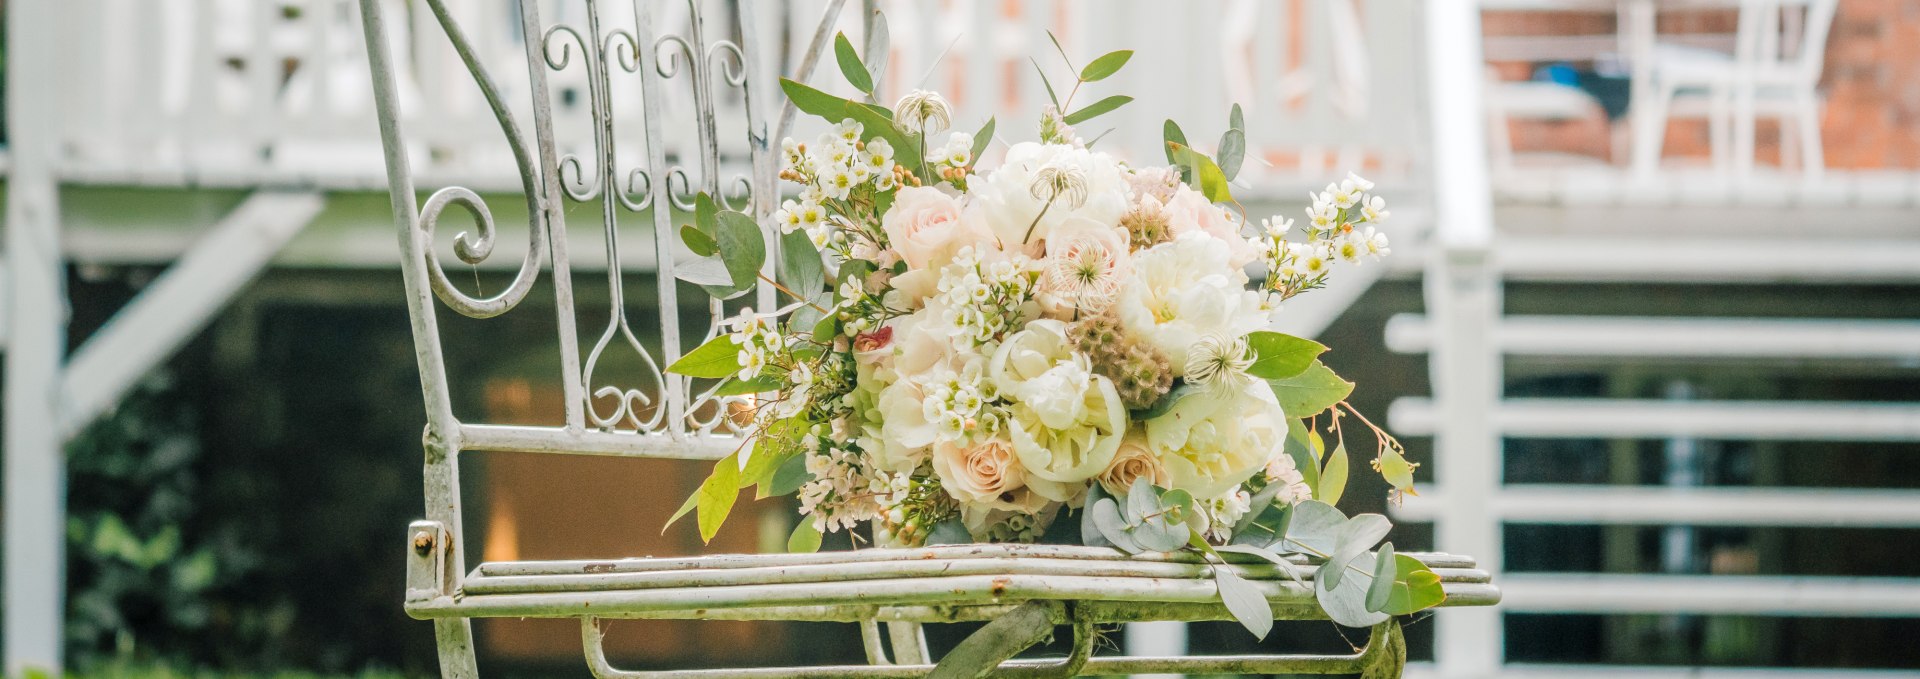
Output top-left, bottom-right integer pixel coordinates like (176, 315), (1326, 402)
(1485, 0), (1920, 169)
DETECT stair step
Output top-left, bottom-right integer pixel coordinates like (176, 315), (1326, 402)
(1385, 315), (1920, 361)
(1500, 573), (1920, 617)
(1392, 485), (1920, 527)
(1494, 239), (1920, 283)
(1388, 397), (1920, 441)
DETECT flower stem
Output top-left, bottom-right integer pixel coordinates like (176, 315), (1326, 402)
(758, 272), (831, 313)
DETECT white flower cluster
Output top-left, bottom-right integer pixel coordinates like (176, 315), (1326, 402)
(723, 306), (784, 381)
(798, 431), (909, 534)
(933, 247), (1036, 346)
(920, 361), (1006, 443)
(775, 119), (901, 248)
(1250, 172), (1392, 301)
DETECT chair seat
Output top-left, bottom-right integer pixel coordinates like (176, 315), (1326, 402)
(408, 544), (1499, 624)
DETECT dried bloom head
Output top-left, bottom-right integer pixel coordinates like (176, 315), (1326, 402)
(1029, 164), (1089, 209)
(893, 90), (953, 133)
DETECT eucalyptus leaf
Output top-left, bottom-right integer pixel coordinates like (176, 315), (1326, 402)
(1323, 513), (1392, 591)
(680, 224), (717, 257)
(778, 228), (827, 303)
(1245, 331), (1327, 380)
(1046, 30), (1076, 72)
(971, 117), (996, 164)
(1377, 554), (1447, 615)
(1278, 500), (1346, 558)
(1081, 485), (1114, 548)
(713, 210), (767, 296)
(675, 255), (735, 288)
(1163, 119), (1190, 167)
(1231, 488), (1290, 548)
(1133, 514), (1187, 553)
(1091, 498), (1143, 554)
(1063, 95), (1133, 126)
(712, 375), (779, 397)
(667, 334), (743, 379)
(1229, 102), (1245, 133)
(1285, 417), (1324, 493)
(1168, 142), (1232, 203)
(1319, 442), (1350, 507)
(1269, 360), (1354, 419)
(861, 11), (890, 90)
(1314, 559), (1390, 628)
(926, 518), (972, 545)
(1031, 57), (1060, 109)
(1126, 477), (1158, 521)
(1217, 127), (1247, 182)
(833, 33), (873, 94)
(1079, 50), (1134, 81)
(787, 520), (823, 553)
(1366, 542), (1398, 612)
(1213, 561), (1274, 640)
(1216, 544), (1307, 586)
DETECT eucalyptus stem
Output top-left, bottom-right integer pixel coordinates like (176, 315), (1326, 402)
(758, 272), (831, 313)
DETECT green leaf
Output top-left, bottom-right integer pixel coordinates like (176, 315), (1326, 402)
(1230, 102), (1245, 133)
(1366, 542), (1398, 611)
(1081, 484), (1114, 548)
(1168, 142), (1233, 203)
(1319, 442), (1350, 507)
(1216, 542), (1310, 587)
(1191, 532), (1274, 640)
(1245, 331), (1327, 380)
(1063, 95), (1133, 126)
(680, 224), (716, 257)
(834, 33), (873, 94)
(1231, 487), (1290, 547)
(741, 446), (792, 490)
(1218, 127), (1247, 182)
(675, 256), (734, 288)
(1269, 360), (1355, 419)
(1315, 557), (1391, 628)
(1079, 49), (1134, 82)
(1279, 500), (1346, 557)
(779, 78), (920, 169)
(1322, 513), (1390, 590)
(768, 453), (812, 496)
(926, 518), (971, 545)
(667, 334), (743, 379)
(778, 228), (826, 303)
(712, 210), (767, 298)
(1163, 119), (1189, 166)
(696, 452), (743, 543)
(1377, 445), (1417, 493)
(787, 520), (823, 553)
(695, 193), (720, 235)
(862, 12), (890, 90)
(1031, 57), (1060, 109)
(171, 549), (218, 591)
(970, 116), (995, 164)
(927, 601), (1056, 679)
(1377, 554), (1447, 615)
(1285, 417), (1323, 495)
(1046, 30), (1075, 71)
(1090, 498), (1143, 554)
(712, 375), (779, 396)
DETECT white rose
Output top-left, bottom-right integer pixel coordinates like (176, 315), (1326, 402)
(1163, 184), (1258, 267)
(882, 186), (993, 270)
(871, 374), (936, 473)
(1114, 232), (1271, 372)
(967, 142), (1130, 256)
(1144, 380), (1288, 498)
(989, 320), (1126, 498)
(1097, 429), (1171, 496)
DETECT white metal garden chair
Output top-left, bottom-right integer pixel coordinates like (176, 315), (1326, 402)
(355, 0), (1498, 676)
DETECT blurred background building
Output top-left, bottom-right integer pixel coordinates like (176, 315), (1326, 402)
(2, 0), (1917, 677)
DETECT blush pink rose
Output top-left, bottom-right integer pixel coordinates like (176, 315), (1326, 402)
(882, 187), (994, 270)
(1163, 185), (1257, 266)
(932, 437), (1031, 509)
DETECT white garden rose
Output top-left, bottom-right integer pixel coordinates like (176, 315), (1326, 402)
(967, 142), (1130, 256)
(882, 186), (994, 270)
(1115, 232), (1271, 372)
(1144, 380), (1288, 498)
(988, 320), (1126, 498)
(870, 372), (936, 473)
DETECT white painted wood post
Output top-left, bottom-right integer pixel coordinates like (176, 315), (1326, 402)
(1423, 3), (1502, 679)
(4, 0), (68, 673)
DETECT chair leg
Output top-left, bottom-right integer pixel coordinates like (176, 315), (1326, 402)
(434, 618), (482, 679)
(1631, 85), (1673, 179)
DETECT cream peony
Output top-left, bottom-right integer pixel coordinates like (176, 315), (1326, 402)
(989, 320), (1127, 498)
(1097, 429), (1171, 496)
(1162, 184), (1257, 266)
(1114, 232), (1272, 372)
(882, 186), (993, 270)
(966, 142), (1130, 256)
(1143, 380), (1289, 498)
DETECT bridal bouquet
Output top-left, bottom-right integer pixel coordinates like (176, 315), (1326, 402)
(664, 28), (1441, 635)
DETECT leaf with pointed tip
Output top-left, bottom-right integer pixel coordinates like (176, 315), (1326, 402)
(1046, 30), (1075, 72)
(1168, 142), (1232, 203)
(1063, 95), (1133, 125)
(695, 452), (743, 543)
(768, 453), (812, 496)
(1377, 444), (1418, 494)
(787, 520), (822, 553)
(1320, 442), (1350, 507)
(1079, 49), (1133, 81)
(1269, 360), (1355, 419)
(1031, 57), (1060, 109)
(1191, 532), (1275, 640)
(681, 224), (717, 257)
(1163, 119), (1190, 167)
(1278, 500), (1346, 557)
(1230, 102), (1246, 132)
(1091, 498), (1143, 554)
(834, 33), (873, 94)
(667, 334), (743, 379)
(970, 117), (995, 164)
(778, 228), (826, 304)
(708, 210), (767, 299)
(1323, 513), (1392, 590)
(1245, 331), (1327, 380)
(1366, 542), (1398, 611)
(1217, 543), (1308, 586)
(779, 78), (921, 169)
(1377, 554), (1447, 615)
(712, 375), (778, 397)
(1218, 127), (1247, 182)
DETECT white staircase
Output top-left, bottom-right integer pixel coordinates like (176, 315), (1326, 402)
(1391, 236), (1920, 675)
